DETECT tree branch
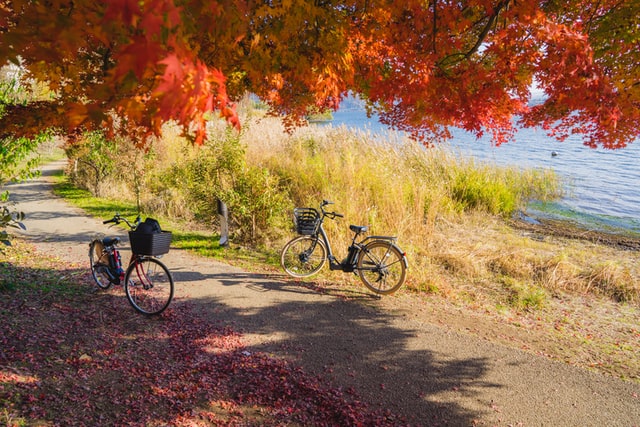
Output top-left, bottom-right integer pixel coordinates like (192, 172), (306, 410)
(432, 0), (437, 54)
(464, 0), (511, 58)
(436, 0), (511, 69)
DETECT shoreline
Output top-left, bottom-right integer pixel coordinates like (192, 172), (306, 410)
(511, 214), (640, 251)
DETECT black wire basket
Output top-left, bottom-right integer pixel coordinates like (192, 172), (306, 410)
(129, 231), (172, 256)
(294, 208), (320, 235)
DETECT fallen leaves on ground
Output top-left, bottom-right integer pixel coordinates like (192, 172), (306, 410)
(0, 241), (409, 426)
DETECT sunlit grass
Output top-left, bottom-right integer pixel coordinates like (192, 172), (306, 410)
(52, 173), (276, 267)
(55, 115), (640, 308)
(54, 177), (139, 220)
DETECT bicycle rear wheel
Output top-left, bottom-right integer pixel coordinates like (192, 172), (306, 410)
(357, 240), (407, 295)
(89, 239), (112, 290)
(281, 235), (327, 278)
(124, 257), (174, 315)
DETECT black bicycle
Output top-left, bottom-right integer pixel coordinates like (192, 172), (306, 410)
(89, 213), (174, 315)
(281, 200), (408, 295)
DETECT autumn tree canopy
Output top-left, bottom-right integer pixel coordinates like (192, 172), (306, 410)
(0, 0), (638, 148)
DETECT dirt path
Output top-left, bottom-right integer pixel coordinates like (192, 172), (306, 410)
(8, 161), (640, 426)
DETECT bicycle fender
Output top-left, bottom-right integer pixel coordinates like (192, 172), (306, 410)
(400, 249), (409, 269)
(384, 242), (409, 269)
(387, 242), (409, 269)
(363, 239), (408, 269)
(362, 235), (397, 244)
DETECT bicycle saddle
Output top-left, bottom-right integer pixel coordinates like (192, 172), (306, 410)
(102, 237), (120, 246)
(349, 225), (368, 234)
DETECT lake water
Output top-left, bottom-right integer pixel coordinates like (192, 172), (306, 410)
(322, 106), (640, 234)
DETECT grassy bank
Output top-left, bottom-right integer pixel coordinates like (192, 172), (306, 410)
(10, 172), (640, 387)
(59, 114), (640, 309)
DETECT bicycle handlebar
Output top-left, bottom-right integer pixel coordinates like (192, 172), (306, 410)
(325, 212), (344, 219)
(103, 213), (141, 230)
(320, 200), (344, 219)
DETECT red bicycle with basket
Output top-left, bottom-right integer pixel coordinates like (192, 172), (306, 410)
(89, 213), (174, 315)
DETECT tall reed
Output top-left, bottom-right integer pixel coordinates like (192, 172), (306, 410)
(242, 118), (561, 252)
(64, 114), (640, 306)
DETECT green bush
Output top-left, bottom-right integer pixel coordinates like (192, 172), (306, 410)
(448, 160), (559, 217)
(451, 167), (518, 216)
(64, 131), (118, 197)
(156, 129), (291, 243)
(222, 167), (292, 243)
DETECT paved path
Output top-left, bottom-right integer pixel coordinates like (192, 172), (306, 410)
(7, 160), (640, 426)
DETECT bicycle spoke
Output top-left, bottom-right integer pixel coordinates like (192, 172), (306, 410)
(89, 240), (112, 289)
(281, 236), (327, 278)
(125, 258), (174, 315)
(357, 241), (406, 295)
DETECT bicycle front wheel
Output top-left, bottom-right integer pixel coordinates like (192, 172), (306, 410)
(124, 257), (174, 315)
(89, 239), (112, 290)
(281, 235), (327, 278)
(357, 241), (407, 295)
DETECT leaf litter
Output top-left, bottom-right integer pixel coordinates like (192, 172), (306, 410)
(0, 240), (411, 426)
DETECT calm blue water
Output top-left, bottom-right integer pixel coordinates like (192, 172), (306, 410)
(321, 106), (640, 234)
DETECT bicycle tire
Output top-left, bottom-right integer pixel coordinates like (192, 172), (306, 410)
(281, 235), (327, 278)
(357, 240), (407, 295)
(124, 257), (174, 315)
(89, 239), (112, 290)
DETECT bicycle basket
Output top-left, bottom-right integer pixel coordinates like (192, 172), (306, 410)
(294, 208), (320, 235)
(128, 231), (172, 256)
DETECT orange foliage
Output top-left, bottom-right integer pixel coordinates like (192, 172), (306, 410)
(0, 0), (638, 147)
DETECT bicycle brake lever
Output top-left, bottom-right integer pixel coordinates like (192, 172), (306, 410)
(103, 213), (122, 226)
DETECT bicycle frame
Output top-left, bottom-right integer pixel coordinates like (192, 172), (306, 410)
(90, 212), (175, 314)
(313, 207), (398, 273)
(113, 245), (157, 285)
(109, 245), (125, 284)
(129, 254), (152, 289)
(281, 200), (408, 294)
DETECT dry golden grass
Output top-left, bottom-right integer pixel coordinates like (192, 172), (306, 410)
(395, 210), (640, 309)
(66, 113), (640, 309)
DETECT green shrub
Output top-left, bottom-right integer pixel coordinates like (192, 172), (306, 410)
(451, 167), (518, 215)
(154, 128), (291, 243)
(64, 131), (118, 197)
(222, 167), (292, 243)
